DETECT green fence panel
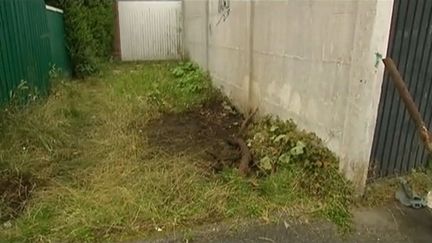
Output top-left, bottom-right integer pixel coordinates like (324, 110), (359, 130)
(46, 6), (72, 77)
(0, 0), (51, 104)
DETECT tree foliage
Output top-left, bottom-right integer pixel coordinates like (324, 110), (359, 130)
(45, 0), (114, 77)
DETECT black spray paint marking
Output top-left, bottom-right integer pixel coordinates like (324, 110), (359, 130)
(216, 0), (230, 26)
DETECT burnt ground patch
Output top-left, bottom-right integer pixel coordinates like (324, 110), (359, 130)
(0, 170), (37, 222)
(145, 98), (246, 171)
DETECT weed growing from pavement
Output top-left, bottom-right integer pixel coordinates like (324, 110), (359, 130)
(0, 61), (352, 242)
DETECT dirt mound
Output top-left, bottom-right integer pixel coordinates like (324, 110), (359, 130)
(0, 171), (36, 222)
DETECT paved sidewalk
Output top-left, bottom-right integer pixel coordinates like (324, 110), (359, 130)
(140, 203), (432, 243)
(203, 205), (431, 243)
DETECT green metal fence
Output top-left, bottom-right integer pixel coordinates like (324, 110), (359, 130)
(0, 0), (71, 104)
(46, 6), (72, 77)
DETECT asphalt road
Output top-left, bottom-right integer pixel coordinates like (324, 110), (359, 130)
(138, 203), (432, 243)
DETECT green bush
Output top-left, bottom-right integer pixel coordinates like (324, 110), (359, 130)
(247, 117), (353, 230)
(171, 62), (211, 94)
(248, 116), (352, 199)
(45, 0), (114, 77)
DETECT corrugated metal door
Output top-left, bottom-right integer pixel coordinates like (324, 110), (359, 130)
(46, 6), (72, 77)
(0, 0), (51, 103)
(118, 0), (182, 61)
(371, 0), (432, 178)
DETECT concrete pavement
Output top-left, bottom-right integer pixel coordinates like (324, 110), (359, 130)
(139, 203), (432, 243)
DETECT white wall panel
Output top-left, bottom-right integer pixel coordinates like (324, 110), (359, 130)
(118, 1), (182, 60)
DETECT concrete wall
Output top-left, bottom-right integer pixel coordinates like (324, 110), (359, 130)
(183, 0), (252, 110)
(183, 0), (394, 193)
(207, 0), (252, 110)
(183, 0), (208, 68)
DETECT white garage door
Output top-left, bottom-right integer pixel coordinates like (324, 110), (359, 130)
(118, 1), (182, 61)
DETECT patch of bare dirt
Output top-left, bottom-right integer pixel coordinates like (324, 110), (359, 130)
(0, 171), (36, 222)
(146, 98), (248, 172)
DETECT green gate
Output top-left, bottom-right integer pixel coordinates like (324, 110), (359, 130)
(0, 0), (71, 104)
(46, 6), (72, 77)
(0, 0), (51, 103)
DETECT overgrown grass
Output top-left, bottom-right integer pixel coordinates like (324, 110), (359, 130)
(0, 62), (352, 242)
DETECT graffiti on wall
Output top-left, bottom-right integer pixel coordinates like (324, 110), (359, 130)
(216, 0), (230, 25)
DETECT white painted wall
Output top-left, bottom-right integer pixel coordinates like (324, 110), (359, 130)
(118, 1), (182, 60)
(183, 0), (394, 193)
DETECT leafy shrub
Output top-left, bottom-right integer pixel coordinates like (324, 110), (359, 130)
(247, 117), (353, 230)
(141, 62), (214, 111)
(45, 0), (114, 77)
(248, 116), (352, 198)
(171, 62), (211, 94)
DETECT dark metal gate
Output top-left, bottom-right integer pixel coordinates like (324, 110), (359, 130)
(371, 0), (432, 178)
